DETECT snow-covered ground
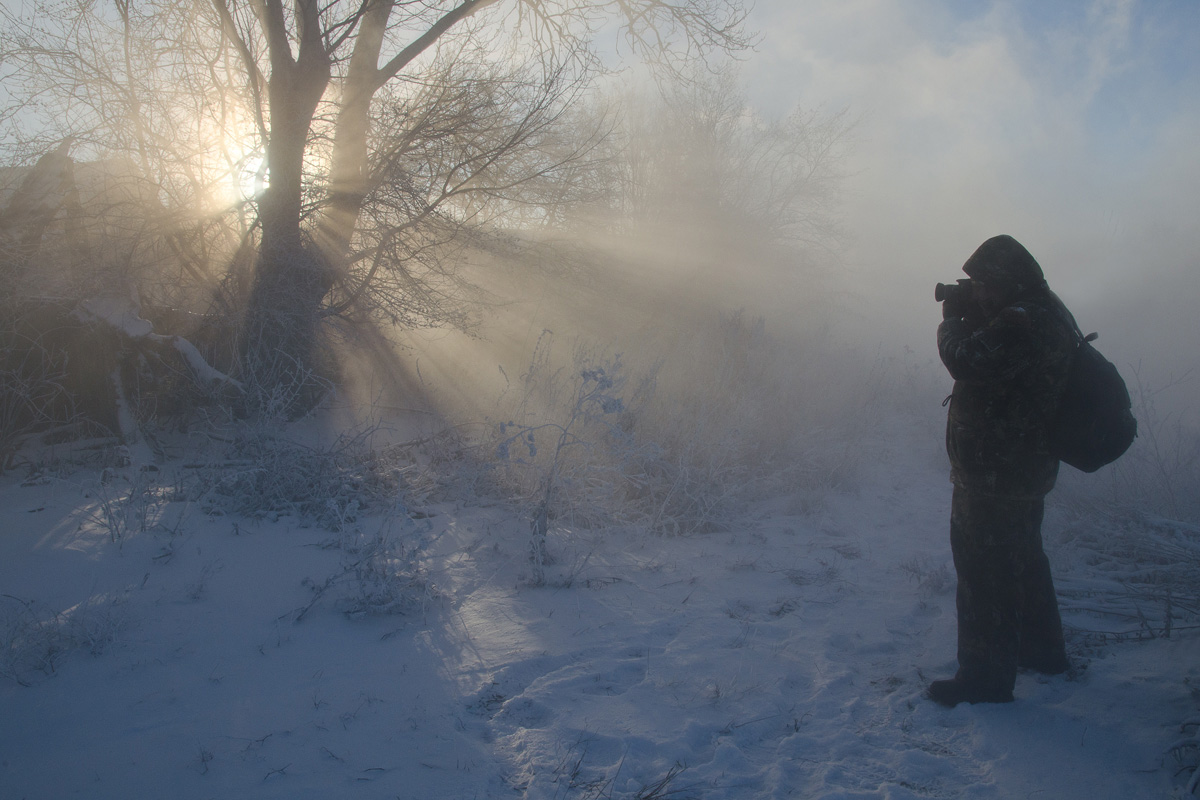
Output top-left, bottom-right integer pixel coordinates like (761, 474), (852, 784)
(2, 412), (1198, 799)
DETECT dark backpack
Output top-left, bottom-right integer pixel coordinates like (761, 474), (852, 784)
(1050, 322), (1138, 473)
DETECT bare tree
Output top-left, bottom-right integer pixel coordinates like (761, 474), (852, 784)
(1, 0), (751, 408)
(0, 0), (259, 311)
(223, 0), (753, 406)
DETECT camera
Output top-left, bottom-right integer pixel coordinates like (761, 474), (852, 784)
(934, 279), (972, 304)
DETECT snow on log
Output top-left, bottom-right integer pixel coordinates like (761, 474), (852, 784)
(76, 296), (243, 393)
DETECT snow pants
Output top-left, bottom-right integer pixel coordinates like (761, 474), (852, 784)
(950, 487), (1067, 694)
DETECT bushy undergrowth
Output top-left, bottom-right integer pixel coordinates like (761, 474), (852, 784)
(189, 425), (407, 529)
(1105, 401), (1200, 525)
(0, 593), (127, 687)
(82, 466), (173, 545)
(295, 511), (439, 621)
(170, 419), (443, 615)
(1049, 404), (1200, 650)
(0, 302), (85, 469)
(1055, 513), (1200, 644)
(1039, 370), (1200, 791)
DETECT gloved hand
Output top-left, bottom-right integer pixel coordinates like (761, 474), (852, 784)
(942, 291), (977, 320)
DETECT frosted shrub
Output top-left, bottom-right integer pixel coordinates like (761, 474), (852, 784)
(193, 424), (405, 529)
(80, 465), (174, 545)
(338, 515), (436, 617)
(1104, 417), (1200, 523)
(490, 349), (638, 583)
(293, 510), (437, 621)
(0, 594), (127, 686)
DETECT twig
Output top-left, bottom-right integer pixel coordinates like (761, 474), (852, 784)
(263, 764), (291, 780)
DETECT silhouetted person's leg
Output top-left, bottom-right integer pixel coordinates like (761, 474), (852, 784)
(1016, 498), (1068, 674)
(945, 488), (1019, 702)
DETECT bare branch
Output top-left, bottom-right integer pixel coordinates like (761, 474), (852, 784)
(374, 0), (504, 92)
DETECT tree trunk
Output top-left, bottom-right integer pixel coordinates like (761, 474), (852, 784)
(319, 78), (374, 266)
(317, 0), (392, 265)
(240, 0), (496, 412)
(241, 17), (332, 413)
(317, 0), (500, 267)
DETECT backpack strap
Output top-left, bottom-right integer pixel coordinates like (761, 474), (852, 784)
(1039, 282), (1095, 346)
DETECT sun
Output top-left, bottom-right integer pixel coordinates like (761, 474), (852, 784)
(234, 152), (269, 200)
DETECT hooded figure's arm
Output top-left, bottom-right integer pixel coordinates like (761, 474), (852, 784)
(938, 306), (1040, 383)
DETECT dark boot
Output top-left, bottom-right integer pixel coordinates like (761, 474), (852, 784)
(1018, 651), (1069, 675)
(927, 678), (1015, 708)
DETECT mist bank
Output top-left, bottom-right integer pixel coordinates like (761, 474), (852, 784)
(736, 1), (1200, 427)
(372, 195), (1197, 526)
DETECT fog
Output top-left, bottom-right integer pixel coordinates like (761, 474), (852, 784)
(4, 6), (1200, 795)
(384, 1), (1199, 506)
(734, 0), (1199, 424)
(2, 0), (1195, 500)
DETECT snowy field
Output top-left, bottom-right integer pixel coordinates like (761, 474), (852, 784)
(2, 405), (1199, 800)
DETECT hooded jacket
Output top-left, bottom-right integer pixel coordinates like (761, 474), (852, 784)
(938, 236), (1076, 495)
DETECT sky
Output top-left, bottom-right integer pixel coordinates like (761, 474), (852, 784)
(736, 0), (1200, 393)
